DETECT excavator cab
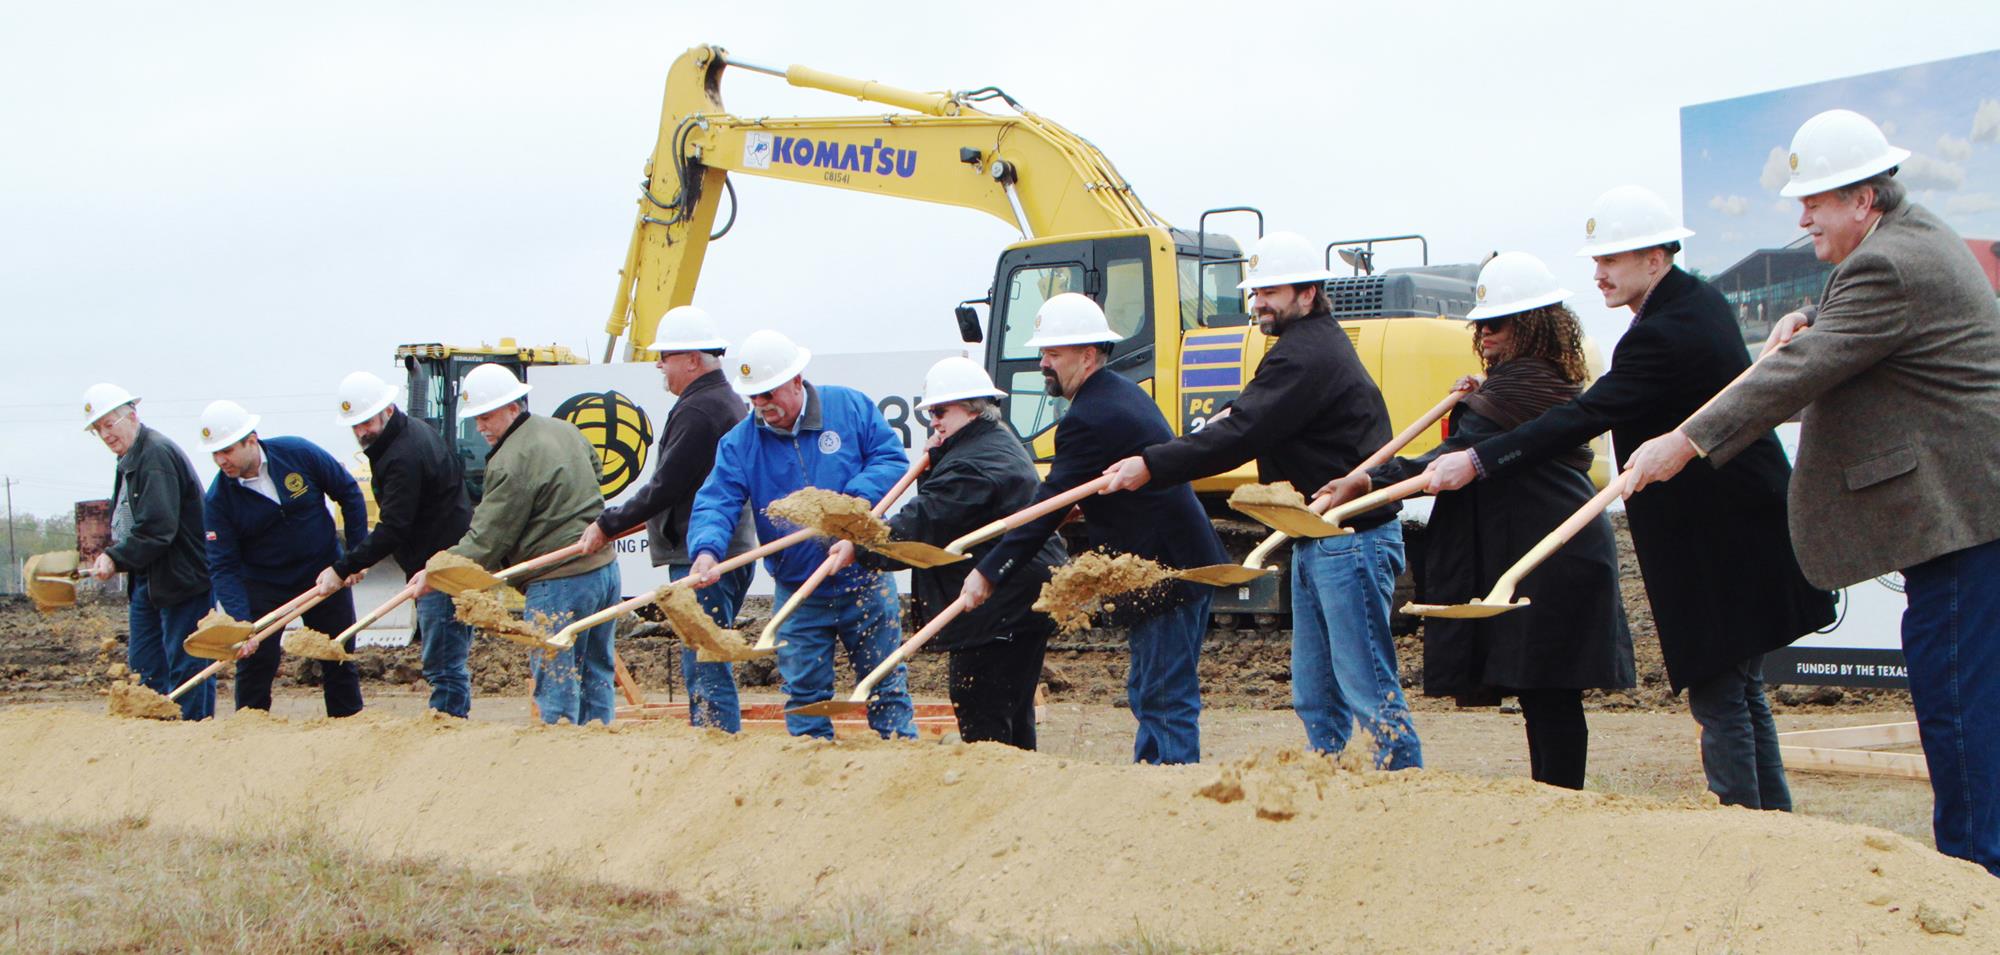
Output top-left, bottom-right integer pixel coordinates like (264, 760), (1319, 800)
(394, 340), (584, 501)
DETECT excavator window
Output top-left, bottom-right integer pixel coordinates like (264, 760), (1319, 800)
(1103, 257), (1147, 340)
(999, 263), (1085, 360)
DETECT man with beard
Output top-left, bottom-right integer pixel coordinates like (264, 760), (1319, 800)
(318, 371), (477, 717)
(1100, 232), (1422, 768)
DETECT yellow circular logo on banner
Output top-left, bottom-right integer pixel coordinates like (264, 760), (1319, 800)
(553, 390), (655, 499)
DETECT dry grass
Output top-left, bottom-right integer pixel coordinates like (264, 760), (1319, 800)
(0, 814), (1192, 954)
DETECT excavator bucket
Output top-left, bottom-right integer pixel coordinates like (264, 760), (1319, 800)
(23, 550), (81, 612)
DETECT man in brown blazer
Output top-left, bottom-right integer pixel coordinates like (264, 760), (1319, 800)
(1627, 109), (2000, 877)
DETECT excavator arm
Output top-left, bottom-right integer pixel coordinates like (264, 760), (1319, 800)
(602, 44), (1167, 361)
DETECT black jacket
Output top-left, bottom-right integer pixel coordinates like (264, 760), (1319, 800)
(597, 369), (756, 565)
(977, 368), (1227, 613)
(863, 416), (1065, 651)
(107, 425), (211, 606)
(1470, 267), (1834, 691)
(331, 409), (473, 579)
(1144, 311), (1400, 530)
(1371, 360), (1632, 699)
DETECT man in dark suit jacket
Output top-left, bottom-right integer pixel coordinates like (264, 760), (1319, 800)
(964, 293), (1227, 764)
(1426, 186), (1833, 809)
(1629, 110), (2000, 875)
(1100, 231), (1422, 769)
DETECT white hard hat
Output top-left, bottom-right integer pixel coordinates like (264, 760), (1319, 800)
(1779, 109), (1911, 198)
(1237, 231), (1336, 290)
(335, 371), (398, 426)
(81, 383), (139, 430)
(197, 400), (260, 454)
(725, 330), (812, 396)
(1466, 252), (1571, 321)
(916, 356), (1004, 411)
(457, 363), (532, 418)
(1022, 293), (1121, 348)
(645, 305), (731, 353)
(1574, 186), (1695, 257)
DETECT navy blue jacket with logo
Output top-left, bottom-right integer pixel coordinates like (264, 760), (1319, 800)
(202, 436), (367, 619)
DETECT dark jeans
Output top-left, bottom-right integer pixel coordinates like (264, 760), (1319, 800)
(1902, 536), (2000, 877)
(414, 589), (475, 718)
(236, 581), (363, 717)
(128, 578), (213, 721)
(947, 631), (1049, 750)
(1516, 688), (1587, 790)
(670, 563), (751, 733)
(1127, 590), (1210, 765)
(1686, 654), (1790, 811)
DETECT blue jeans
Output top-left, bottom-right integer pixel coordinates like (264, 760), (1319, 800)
(128, 578), (213, 721)
(773, 573), (915, 740)
(1902, 536), (2000, 877)
(670, 563), (749, 733)
(1291, 521), (1422, 769)
(1128, 590), (1210, 765)
(1687, 654), (1790, 810)
(525, 563), (621, 726)
(415, 589), (476, 718)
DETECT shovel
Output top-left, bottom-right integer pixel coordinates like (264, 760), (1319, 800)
(1240, 474), (1432, 572)
(756, 457), (932, 649)
(941, 474), (1116, 555)
(1401, 471), (1634, 619)
(23, 550), (83, 612)
(284, 579), (423, 662)
(544, 526), (820, 651)
(427, 525), (645, 597)
(182, 588), (327, 661)
(1233, 386), (1470, 539)
(786, 595), (971, 718)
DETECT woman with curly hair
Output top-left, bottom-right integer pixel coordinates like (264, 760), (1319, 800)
(1320, 252), (1633, 789)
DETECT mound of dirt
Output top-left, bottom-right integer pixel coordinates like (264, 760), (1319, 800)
(452, 591), (550, 647)
(280, 627), (353, 663)
(424, 551), (486, 576)
(765, 488), (889, 545)
(1227, 481), (1310, 510)
(0, 708), (1990, 951)
(105, 682), (179, 720)
(1034, 552), (1173, 634)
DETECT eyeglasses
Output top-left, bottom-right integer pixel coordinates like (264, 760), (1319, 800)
(1476, 316), (1511, 334)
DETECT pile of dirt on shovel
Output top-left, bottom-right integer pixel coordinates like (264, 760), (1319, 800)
(0, 707), (1993, 951)
(765, 488), (889, 545)
(1226, 481), (1311, 510)
(1034, 551), (1174, 634)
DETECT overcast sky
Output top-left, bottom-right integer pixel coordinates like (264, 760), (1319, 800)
(2, 1), (1993, 519)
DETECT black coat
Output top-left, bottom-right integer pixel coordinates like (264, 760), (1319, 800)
(107, 426), (211, 606)
(1371, 361), (1633, 699)
(331, 409), (473, 579)
(978, 368), (1227, 613)
(1143, 311), (1399, 530)
(864, 416), (1065, 652)
(597, 369), (756, 565)
(1471, 268), (1835, 692)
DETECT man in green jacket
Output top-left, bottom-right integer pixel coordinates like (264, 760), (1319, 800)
(425, 363), (618, 725)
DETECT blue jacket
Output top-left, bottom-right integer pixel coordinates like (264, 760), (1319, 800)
(686, 382), (909, 590)
(203, 436), (367, 618)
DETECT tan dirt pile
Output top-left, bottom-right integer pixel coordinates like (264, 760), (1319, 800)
(653, 586), (759, 661)
(0, 708), (1992, 951)
(195, 607), (244, 631)
(451, 591), (549, 646)
(1034, 552), (1174, 634)
(1227, 481), (1311, 511)
(766, 488), (889, 545)
(424, 551), (487, 576)
(280, 627), (352, 663)
(104, 682), (180, 720)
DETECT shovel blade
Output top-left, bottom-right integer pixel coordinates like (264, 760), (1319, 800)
(862, 539), (969, 568)
(183, 623), (256, 661)
(1230, 503), (1351, 539)
(1399, 598), (1530, 619)
(427, 566), (504, 596)
(785, 699), (868, 718)
(23, 551), (81, 612)
(1176, 564), (1275, 586)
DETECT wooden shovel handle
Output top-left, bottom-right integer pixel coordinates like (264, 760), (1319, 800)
(249, 588), (319, 632)
(765, 456), (931, 641)
(168, 660), (228, 702)
(1357, 386), (1471, 474)
(946, 475), (1114, 554)
(874, 455), (930, 517)
(1489, 471), (1635, 597)
(495, 524), (645, 583)
(556, 526), (820, 642)
(1324, 474), (1431, 527)
(335, 580), (423, 644)
(852, 596), (971, 700)
(250, 589), (333, 644)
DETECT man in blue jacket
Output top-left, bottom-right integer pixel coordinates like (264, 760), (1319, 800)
(197, 400), (367, 717)
(685, 329), (917, 740)
(963, 294), (1228, 765)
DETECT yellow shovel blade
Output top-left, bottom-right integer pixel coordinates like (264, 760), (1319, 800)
(183, 622), (256, 661)
(1230, 502), (1352, 539)
(23, 551), (81, 612)
(1176, 564), (1275, 586)
(1399, 598), (1530, 619)
(426, 565), (504, 596)
(863, 539), (970, 568)
(785, 698), (868, 718)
